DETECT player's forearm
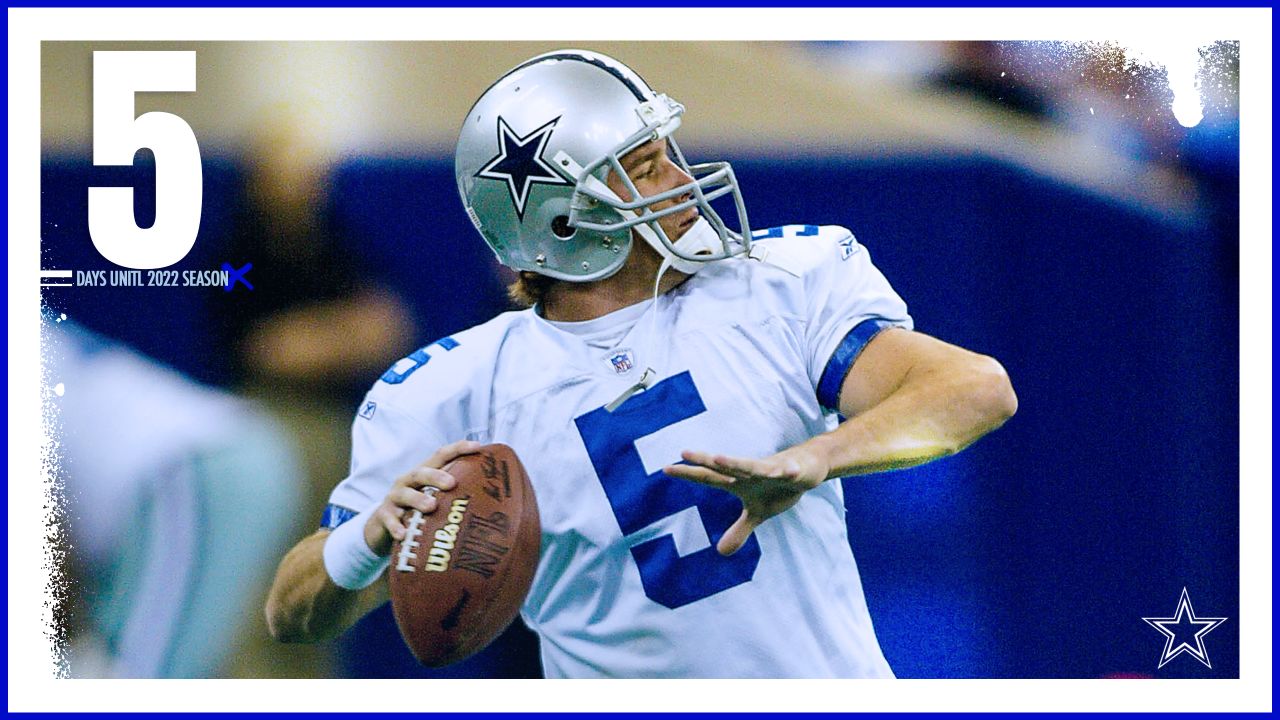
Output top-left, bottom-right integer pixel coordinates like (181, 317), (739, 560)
(810, 354), (1016, 477)
(264, 530), (386, 643)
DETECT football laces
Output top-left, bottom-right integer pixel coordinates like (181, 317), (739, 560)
(395, 510), (427, 572)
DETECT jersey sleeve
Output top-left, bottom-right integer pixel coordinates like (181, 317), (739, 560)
(798, 226), (913, 412)
(320, 319), (518, 528)
(321, 397), (451, 528)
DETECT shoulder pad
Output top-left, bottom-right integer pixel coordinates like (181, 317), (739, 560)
(366, 311), (525, 403)
(747, 225), (859, 277)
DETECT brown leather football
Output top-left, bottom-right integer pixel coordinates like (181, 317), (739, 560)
(388, 443), (540, 667)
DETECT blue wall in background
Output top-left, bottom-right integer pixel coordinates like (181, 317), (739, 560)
(40, 151), (1239, 678)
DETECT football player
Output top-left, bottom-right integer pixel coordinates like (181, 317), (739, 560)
(266, 49), (1017, 678)
(49, 318), (304, 677)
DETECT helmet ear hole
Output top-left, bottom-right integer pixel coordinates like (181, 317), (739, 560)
(551, 215), (576, 239)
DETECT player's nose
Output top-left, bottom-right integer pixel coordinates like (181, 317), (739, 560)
(670, 160), (695, 188)
(664, 169), (696, 205)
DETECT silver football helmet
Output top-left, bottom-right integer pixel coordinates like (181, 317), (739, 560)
(455, 49), (752, 282)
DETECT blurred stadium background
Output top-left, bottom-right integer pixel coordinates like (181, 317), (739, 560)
(40, 41), (1239, 679)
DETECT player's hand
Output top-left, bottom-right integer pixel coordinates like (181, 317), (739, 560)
(664, 445), (830, 556)
(364, 440), (481, 556)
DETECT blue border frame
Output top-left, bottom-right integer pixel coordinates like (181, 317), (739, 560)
(13, 6), (1263, 716)
(4, 0), (1276, 6)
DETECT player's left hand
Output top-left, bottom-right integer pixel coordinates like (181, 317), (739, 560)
(664, 446), (831, 556)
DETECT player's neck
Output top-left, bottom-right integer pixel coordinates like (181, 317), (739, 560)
(540, 248), (689, 322)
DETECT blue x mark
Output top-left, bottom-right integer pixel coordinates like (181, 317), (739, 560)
(223, 262), (253, 291)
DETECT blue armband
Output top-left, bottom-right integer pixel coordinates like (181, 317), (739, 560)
(319, 503), (358, 530)
(817, 318), (895, 411)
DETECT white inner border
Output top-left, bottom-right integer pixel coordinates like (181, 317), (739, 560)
(8, 6), (1273, 713)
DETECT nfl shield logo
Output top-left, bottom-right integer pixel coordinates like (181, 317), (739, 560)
(609, 350), (635, 374)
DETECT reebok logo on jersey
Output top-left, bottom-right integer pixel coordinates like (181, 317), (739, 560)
(838, 235), (857, 261)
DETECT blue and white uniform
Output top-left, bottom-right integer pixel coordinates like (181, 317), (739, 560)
(50, 321), (303, 678)
(328, 225), (912, 678)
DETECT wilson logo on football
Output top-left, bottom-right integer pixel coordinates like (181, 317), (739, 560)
(395, 497), (471, 573)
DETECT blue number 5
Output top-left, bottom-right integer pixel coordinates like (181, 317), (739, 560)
(379, 337), (458, 384)
(574, 371), (761, 609)
(751, 224), (818, 239)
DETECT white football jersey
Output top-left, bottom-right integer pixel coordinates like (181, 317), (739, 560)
(49, 322), (303, 678)
(329, 225), (912, 678)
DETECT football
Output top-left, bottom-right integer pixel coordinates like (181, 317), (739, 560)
(388, 443), (541, 667)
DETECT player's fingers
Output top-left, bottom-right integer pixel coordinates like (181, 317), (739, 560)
(716, 510), (757, 556)
(401, 466), (457, 492)
(388, 485), (440, 514)
(375, 503), (409, 542)
(679, 449), (722, 469)
(663, 464), (735, 487)
(681, 450), (766, 479)
(423, 439), (483, 469)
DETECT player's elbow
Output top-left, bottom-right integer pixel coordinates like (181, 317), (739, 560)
(967, 354), (1017, 430)
(265, 610), (291, 643)
(264, 589), (307, 643)
(265, 594), (341, 644)
(263, 556), (332, 644)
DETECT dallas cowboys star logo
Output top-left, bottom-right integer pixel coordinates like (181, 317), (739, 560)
(475, 115), (571, 221)
(1142, 587), (1227, 669)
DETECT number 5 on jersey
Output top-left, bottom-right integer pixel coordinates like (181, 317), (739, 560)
(576, 371), (762, 609)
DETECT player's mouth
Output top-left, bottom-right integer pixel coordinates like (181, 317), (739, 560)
(676, 212), (699, 236)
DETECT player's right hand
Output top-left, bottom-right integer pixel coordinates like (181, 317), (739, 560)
(363, 440), (481, 556)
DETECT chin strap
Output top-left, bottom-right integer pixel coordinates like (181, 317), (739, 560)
(631, 217), (720, 275)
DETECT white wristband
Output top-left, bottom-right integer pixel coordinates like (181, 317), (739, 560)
(322, 511), (390, 590)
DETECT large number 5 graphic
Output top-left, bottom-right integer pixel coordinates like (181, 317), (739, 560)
(88, 51), (203, 269)
(575, 371), (761, 609)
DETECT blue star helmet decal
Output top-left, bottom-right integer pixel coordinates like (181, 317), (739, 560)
(475, 115), (572, 222)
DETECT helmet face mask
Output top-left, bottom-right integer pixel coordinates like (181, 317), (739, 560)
(456, 50), (752, 282)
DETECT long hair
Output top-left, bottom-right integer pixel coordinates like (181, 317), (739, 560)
(507, 271), (557, 308)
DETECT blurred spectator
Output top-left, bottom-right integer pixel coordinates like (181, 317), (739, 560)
(48, 316), (307, 677)
(806, 40), (1238, 190)
(930, 41), (1238, 180)
(210, 107), (417, 557)
(214, 109), (417, 400)
(931, 41), (1057, 120)
(206, 109), (421, 676)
